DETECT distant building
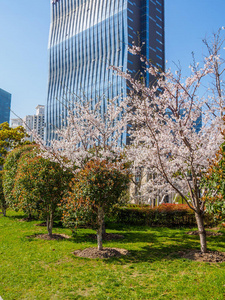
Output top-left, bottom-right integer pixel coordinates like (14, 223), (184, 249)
(0, 88), (11, 124)
(11, 118), (23, 128)
(33, 105), (45, 140)
(11, 105), (45, 141)
(23, 115), (34, 134)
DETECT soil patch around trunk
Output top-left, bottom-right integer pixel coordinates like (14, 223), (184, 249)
(186, 230), (223, 236)
(27, 233), (70, 240)
(178, 250), (225, 263)
(73, 247), (129, 259)
(88, 233), (124, 241)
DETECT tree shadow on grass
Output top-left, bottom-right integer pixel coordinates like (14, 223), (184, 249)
(105, 222), (150, 232)
(205, 235), (225, 250)
(103, 227), (191, 244)
(103, 241), (201, 265)
(72, 226), (200, 247)
(6, 213), (28, 220)
(25, 230), (98, 246)
(102, 229), (225, 264)
(33, 220), (65, 229)
(22, 221), (225, 263)
(66, 227), (202, 263)
(105, 222), (198, 232)
(112, 246), (190, 264)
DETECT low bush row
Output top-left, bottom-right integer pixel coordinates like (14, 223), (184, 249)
(110, 203), (215, 227)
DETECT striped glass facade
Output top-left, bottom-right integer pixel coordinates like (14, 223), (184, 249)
(0, 88), (11, 125)
(46, 0), (164, 143)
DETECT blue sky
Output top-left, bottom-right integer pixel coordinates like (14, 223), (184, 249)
(0, 0), (224, 120)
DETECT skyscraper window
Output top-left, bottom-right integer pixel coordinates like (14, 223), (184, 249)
(46, 0), (165, 144)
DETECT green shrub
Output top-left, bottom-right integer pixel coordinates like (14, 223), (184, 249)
(112, 203), (214, 227)
(3, 144), (35, 210)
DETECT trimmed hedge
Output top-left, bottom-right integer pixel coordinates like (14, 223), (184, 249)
(112, 203), (214, 227)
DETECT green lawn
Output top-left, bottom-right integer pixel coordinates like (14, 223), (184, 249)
(1, 211), (225, 300)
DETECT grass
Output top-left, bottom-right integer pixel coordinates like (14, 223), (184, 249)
(1, 211), (225, 300)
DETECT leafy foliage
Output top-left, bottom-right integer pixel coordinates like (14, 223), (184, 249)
(203, 138), (225, 223)
(3, 144), (36, 211)
(61, 159), (130, 231)
(114, 204), (194, 227)
(114, 203), (215, 227)
(0, 122), (29, 166)
(13, 153), (73, 235)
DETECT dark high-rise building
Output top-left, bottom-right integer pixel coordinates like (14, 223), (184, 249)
(0, 88), (11, 124)
(46, 0), (165, 143)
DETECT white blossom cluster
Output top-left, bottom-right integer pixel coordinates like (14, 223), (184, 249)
(115, 44), (225, 209)
(36, 98), (128, 172)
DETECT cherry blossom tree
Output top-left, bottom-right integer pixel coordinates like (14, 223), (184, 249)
(35, 97), (128, 248)
(112, 33), (225, 253)
(38, 98), (127, 171)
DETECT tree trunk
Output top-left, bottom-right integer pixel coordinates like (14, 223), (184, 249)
(2, 206), (6, 217)
(195, 212), (207, 253)
(102, 216), (106, 235)
(1, 198), (7, 216)
(97, 207), (104, 251)
(47, 211), (53, 237)
(28, 212), (32, 221)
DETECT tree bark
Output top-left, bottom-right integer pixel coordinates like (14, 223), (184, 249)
(47, 211), (53, 237)
(2, 206), (6, 217)
(102, 216), (106, 235)
(97, 207), (104, 251)
(28, 212), (32, 221)
(195, 212), (207, 253)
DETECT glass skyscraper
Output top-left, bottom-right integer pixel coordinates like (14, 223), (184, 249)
(46, 0), (164, 143)
(0, 88), (11, 124)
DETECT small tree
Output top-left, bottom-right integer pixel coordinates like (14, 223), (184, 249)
(0, 123), (30, 216)
(13, 153), (72, 236)
(61, 159), (130, 250)
(3, 144), (35, 217)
